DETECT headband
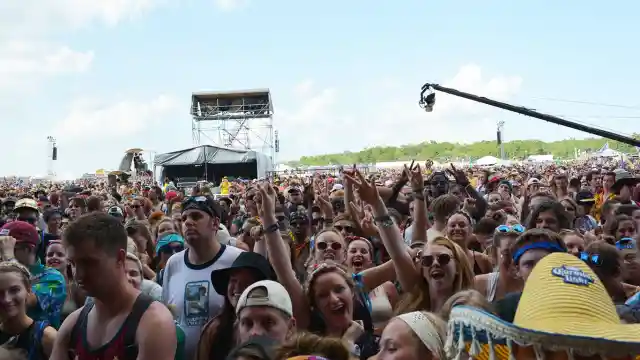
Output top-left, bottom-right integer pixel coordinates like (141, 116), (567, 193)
(512, 242), (565, 264)
(396, 312), (445, 359)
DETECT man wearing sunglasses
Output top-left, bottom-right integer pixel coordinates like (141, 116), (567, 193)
(161, 195), (243, 360)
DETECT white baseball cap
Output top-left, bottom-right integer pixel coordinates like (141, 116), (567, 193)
(236, 280), (293, 317)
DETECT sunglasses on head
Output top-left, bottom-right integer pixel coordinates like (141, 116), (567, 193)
(316, 241), (342, 251)
(616, 238), (636, 250)
(495, 224), (525, 234)
(421, 253), (451, 267)
(334, 225), (354, 233)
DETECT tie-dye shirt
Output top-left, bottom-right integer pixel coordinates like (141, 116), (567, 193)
(28, 262), (66, 328)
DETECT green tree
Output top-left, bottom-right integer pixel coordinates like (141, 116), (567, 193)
(288, 137), (635, 166)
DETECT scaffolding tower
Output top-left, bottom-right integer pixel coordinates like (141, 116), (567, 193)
(191, 89), (275, 165)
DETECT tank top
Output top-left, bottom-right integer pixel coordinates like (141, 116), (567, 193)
(0, 320), (48, 360)
(69, 294), (153, 360)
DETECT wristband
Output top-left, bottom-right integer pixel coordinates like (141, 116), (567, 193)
(263, 223), (279, 234)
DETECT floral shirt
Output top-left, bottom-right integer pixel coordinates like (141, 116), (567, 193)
(29, 262), (66, 329)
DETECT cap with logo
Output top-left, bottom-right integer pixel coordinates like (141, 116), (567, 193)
(236, 280), (293, 317)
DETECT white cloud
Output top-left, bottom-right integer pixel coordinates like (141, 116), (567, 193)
(52, 95), (180, 144)
(213, 0), (247, 11)
(0, 0), (162, 36)
(276, 64), (524, 161)
(0, 41), (93, 78)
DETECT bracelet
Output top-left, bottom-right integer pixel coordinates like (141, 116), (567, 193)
(413, 192), (425, 201)
(263, 223), (279, 234)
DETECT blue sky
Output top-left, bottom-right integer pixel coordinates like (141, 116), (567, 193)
(1, 0), (639, 178)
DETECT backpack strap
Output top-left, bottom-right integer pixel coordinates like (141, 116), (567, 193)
(122, 294), (154, 359)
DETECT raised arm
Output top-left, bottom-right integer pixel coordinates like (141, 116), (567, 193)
(257, 183), (310, 329)
(344, 170), (421, 293)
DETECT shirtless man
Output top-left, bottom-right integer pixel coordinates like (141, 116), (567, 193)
(50, 212), (176, 360)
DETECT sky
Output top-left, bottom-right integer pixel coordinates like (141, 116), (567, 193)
(2, 0), (640, 179)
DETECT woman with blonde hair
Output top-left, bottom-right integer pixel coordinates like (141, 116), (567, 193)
(376, 311), (447, 360)
(0, 262), (56, 359)
(393, 237), (474, 314)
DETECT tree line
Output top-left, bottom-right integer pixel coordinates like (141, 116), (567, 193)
(286, 136), (639, 167)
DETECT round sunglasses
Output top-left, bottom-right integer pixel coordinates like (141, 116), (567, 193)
(421, 253), (451, 267)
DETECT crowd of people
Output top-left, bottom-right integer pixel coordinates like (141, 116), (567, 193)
(0, 157), (639, 360)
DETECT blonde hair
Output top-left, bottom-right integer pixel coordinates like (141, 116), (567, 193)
(394, 237), (474, 314)
(125, 252), (143, 274)
(0, 261), (31, 289)
(274, 332), (351, 360)
(439, 289), (493, 321)
(127, 237), (138, 254)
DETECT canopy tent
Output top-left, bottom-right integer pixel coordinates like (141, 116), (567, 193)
(475, 156), (500, 166)
(154, 145), (272, 183)
(592, 143), (622, 158)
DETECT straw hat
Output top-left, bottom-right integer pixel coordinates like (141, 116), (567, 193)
(447, 252), (640, 360)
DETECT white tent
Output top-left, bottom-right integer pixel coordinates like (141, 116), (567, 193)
(592, 143), (621, 158)
(475, 156), (500, 166)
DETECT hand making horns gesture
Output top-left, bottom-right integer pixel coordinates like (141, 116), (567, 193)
(343, 169), (380, 206)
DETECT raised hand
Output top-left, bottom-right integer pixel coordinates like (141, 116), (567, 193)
(405, 163), (424, 191)
(447, 163), (470, 187)
(343, 169), (380, 206)
(256, 182), (276, 219)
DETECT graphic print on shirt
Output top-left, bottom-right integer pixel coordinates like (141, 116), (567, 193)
(184, 281), (210, 327)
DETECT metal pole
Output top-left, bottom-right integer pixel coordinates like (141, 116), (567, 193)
(420, 83), (640, 147)
(497, 121), (505, 160)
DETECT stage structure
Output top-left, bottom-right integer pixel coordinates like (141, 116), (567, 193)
(191, 89), (275, 166)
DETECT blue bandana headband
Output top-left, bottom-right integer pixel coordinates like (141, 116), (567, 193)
(512, 242), (565, 264)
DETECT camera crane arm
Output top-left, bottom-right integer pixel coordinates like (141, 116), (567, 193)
(419, 83), (640, 148)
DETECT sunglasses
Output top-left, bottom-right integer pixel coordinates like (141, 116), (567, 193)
(276, 215), (286, 222)
(421, 253), (451, 267)
(579, 252), (601, 265)
(316, 242), (342, 251)
(334, 225), (354, 233)
(160, 244), (184, 255)
(495, 224), (525, 234)
(131, 205), (141, 209)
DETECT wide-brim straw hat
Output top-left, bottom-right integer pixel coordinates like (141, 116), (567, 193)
(447, 253), (640, 360)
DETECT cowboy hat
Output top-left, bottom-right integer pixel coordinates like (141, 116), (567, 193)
(447, 252), (640, 360)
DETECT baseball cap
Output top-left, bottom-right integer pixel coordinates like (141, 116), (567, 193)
(14, 198), (39, 212)
(576, 190), (596, 205)
(0, 221), (39, 247)
(108, 206), (124, 217)
(236, 280), (293, 317)
(527, 178), (541, 187)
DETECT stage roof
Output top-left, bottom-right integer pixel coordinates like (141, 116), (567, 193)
(154, 145), (261, 166)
